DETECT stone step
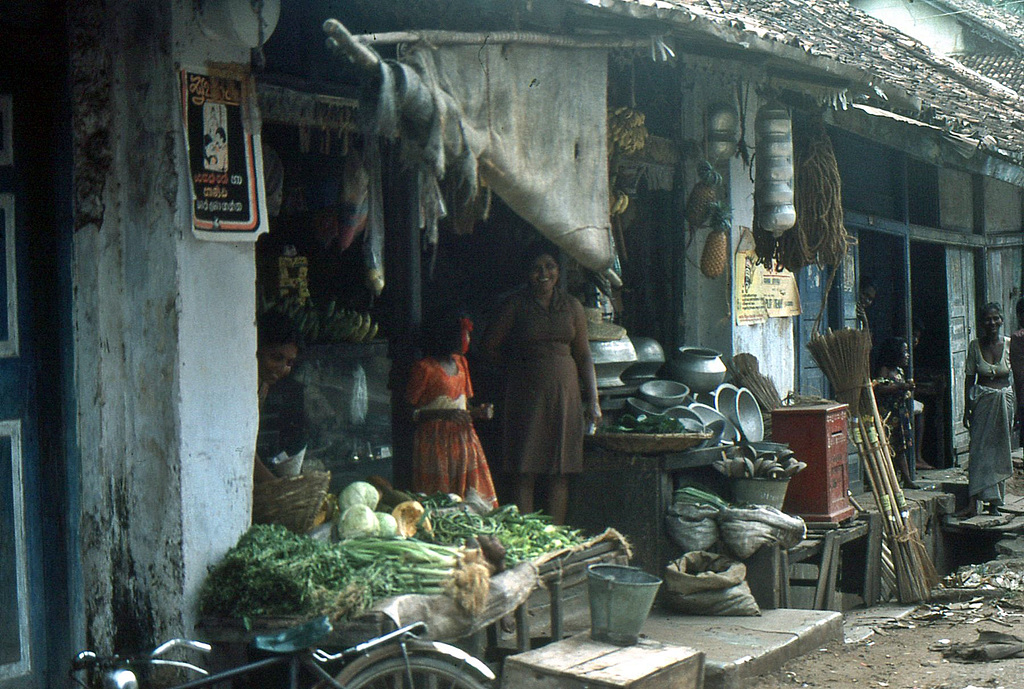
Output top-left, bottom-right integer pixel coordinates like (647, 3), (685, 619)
(639, 608), (842, 689)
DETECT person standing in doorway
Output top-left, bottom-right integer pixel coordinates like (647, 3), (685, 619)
(406, 311), (498, 508)
(873, 337), (918, 488)
(856, 277), (877, 332)
(482, 242), (601, 525)
(1008, 298), (1024, 447)
(963, 302), (1015, 516)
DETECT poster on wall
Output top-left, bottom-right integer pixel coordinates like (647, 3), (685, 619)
(735, 247), (768, 326)
(734, 228), (801, 325)
(180, 68), (267, 240)
(0, 95), (12, 166)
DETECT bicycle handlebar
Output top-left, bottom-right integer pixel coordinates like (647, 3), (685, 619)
(151, 638), (212, 658)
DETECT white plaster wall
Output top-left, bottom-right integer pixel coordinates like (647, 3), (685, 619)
(679, 70), (795, 396)
(729, 153), (796, 399)
(851, 0), (965, 56)
(680, 74), (735, 357)
(72, 0), (256, 650)
(172, 0), (258, 635)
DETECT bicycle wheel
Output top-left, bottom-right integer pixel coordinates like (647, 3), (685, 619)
(342, 655), (493, 689)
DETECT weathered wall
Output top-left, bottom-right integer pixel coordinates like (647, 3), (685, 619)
(729, 152), (796, 398)
(72, 0), (256, 651)
(983, 176), (1022, 233)
(679, 68), (796, 395)
(850, 0), (965, 56)
(939, 167), (973, 232)
(680, 72), (735, 358)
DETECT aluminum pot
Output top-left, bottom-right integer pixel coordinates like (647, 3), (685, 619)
(668, 347), (727, 394)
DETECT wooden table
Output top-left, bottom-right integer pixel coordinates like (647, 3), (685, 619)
(568, 444), (728, 576)
(743, 513), (883, 611)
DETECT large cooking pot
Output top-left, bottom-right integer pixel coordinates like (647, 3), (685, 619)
(621, 336), (665, 381)
(668, 347), (727, 394)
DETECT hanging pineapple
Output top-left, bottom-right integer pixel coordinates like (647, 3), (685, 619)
(700, 202), (732, 279)
(685, 161), (723, 232)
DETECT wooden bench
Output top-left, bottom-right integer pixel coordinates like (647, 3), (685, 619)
(743, 513), (882, 611)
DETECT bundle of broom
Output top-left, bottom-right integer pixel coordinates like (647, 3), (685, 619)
(728, 353), (783, 437)
(807, 328), (938, 603)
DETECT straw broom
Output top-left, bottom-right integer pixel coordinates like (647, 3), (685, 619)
(729, 353), (783, 437)
(807, 328), (937, 603)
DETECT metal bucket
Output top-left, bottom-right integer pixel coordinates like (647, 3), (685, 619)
(732, 477), (790, 509)
(587, 564), (662, 645)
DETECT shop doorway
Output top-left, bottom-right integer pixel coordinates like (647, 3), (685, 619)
(910, 242), (953, 468)
(857, 229), (908, 353)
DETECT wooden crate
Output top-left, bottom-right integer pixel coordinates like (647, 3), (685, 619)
(501, 632), (704, 689)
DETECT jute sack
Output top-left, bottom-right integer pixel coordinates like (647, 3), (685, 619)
(663, 551), (760, 616)
(665, 503), (720, 552)
(718, 505), (806, 559)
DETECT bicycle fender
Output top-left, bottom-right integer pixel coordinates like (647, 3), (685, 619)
(334, 639), (495, 684)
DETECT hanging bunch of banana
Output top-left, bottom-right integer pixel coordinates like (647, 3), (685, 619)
(314, 303), (380, 343)
(609, 191), (630, 216)
(608, 106), (649, 156)
(260, 294), (381, 344)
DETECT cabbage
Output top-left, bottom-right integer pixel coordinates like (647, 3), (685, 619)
(340, 481), (380, 511)
(337, 505), (380, 539)
(375, 512), (399, 538)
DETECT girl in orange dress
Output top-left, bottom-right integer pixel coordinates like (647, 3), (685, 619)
(406, 313), (498, 508)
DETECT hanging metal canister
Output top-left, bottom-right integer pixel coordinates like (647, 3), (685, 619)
(754, 102), (797, 236)
(706, 102), (740, 163)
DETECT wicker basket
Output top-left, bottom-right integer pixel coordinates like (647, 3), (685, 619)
(588, 432), (710, 454)
(253, 471), (331, 534)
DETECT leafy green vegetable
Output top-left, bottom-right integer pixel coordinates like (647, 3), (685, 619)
(419, 497), (588, 565)
(603, 413), (692, 434)
(339, 481), (380, 511)
(337, 504), (380, 539)
(375, 512), (399, 538)
(198, 525), (463, 621)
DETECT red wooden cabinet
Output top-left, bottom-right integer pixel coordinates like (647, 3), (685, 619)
(773, 403), (855, 523)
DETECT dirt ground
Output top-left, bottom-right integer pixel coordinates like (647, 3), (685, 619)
(747, 591), (1024, 689)
(747, 473), (1024, 689)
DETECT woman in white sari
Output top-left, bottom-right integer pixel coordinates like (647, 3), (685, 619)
(963, 302), (1016, 516)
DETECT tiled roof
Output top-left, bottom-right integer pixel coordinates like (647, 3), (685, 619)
(961, 53), (1024, 93)
(571, 0), (1024, 164)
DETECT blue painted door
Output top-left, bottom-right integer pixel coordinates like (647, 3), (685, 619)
(796, 264), (829, 397)
(0, 95), (49, 689)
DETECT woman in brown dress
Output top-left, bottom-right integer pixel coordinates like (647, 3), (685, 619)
(483, 244), (601, 524)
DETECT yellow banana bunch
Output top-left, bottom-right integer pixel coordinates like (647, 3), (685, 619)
(608, 106), (649, 155)
(609, 191), (630, 216)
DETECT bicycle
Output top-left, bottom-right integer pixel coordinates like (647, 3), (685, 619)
(69, 616), (496, 689)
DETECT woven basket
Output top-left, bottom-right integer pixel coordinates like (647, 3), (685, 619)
(253, 471), (331, 534)
(588, 432), (710, 454)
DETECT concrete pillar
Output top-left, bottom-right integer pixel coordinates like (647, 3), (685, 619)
(72, 0), (256, 650)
